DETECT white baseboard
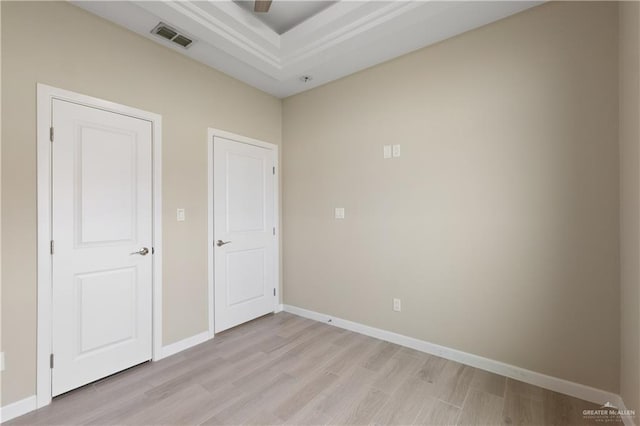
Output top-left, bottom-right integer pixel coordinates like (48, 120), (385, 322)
(0, 395), (37, 423)
(0, 332), (213, 422)
(613, 395), (637, 426)
(5, 311), (630, 424)
(275, 303), (284, 313)
(160, 330), (212, 359)
(283, 304), (621, 407)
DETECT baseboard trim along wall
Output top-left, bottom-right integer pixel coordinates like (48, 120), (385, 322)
(617, 397), (637, 426)
(282, 304), (627, 410)
(2, 312), (634, 425)
(0, 395), (37, 423)
(159, 330), (212, 359)
(0, 331), (214, 422)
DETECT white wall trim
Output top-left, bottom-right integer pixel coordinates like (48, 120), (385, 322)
(207, 128), (280, 336)
(36, 84), (163, 409)
(166, 2), (282, 68)
(283, 304), (622, 407)
(207, 130), (216, 338)
(0, 395), (37, 423)
(614, 396), (638, 426)
(160, 331), (212, 359)
(73, 1), (541, 97)
(0, 329), (211, 422)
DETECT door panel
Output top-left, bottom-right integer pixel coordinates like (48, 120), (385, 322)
(214, 137), (276, 332)
(52, 99), (152, 397)
(226, 248), (266, 306)
(227, 152), (266, 232)
(76, 268), (137, 355)
(78, 125), (137, 244)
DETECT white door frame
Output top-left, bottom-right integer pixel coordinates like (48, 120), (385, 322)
(207, 128), (279, 336)
(36, 84), (163, 408)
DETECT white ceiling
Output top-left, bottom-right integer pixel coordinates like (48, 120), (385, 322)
(72, 1), (542, 98)
(233, 1), (336, 34)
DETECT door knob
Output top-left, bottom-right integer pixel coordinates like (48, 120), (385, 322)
(130, 247), (149, 256)
(217, 240), (231, 247)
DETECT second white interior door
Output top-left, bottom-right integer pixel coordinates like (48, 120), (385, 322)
(213, 136), (277, 332)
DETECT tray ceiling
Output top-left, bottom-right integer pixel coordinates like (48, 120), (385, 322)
(72, 1), (542, 98)
(233, 1), (336, 34)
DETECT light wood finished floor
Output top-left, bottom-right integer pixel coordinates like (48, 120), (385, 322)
(7, 312), (621, 426)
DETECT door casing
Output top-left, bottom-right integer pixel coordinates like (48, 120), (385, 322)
(36, 84), (163, 408)
(207, 128), (280, 337)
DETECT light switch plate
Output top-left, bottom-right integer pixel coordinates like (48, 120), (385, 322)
(393, 298), (402, 312)
(335, 207), (345, 219)
(177, 208), (185, 222)
(392, 144), (401, 158)
(383, 145), (392, 159)
(1, 352), (5, 372)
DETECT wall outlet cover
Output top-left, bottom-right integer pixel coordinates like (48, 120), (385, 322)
(177, 208), (186, 222)
(392, 144), (401, 158)
(335, 207), (345, 219)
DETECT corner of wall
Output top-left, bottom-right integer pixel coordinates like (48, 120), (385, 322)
(619, 0), (640, 418)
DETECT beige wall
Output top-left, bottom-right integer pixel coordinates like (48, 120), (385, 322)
(620, 0), (640, 413)
(0, 1), (281, 405)
(283, 1), (620, 393)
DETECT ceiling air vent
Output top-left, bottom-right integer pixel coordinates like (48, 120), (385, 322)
(172, 35), (193, 48)
(151, 22), (194, 49)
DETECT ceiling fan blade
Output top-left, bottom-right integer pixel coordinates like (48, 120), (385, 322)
(254, 0), (272, 13)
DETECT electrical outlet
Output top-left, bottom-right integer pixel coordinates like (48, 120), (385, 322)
(393, 298), (401, 312)
(392, 144), (401, 158)
(177, 208), (185, 222)
(1, 352), (5, 372)
(335, 207), (345, 219)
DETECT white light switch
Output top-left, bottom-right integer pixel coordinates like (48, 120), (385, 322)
(383, 145), (392, 159)
(177, 208), (185, 222)
(1, 352), (5, 372)
(393, 298), (402, 312)
(392, 144), (401, 158)
(335, 207), (345, 219)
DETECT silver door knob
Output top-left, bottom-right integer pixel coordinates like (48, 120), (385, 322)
(216, 240), (231, 247)
(130, 247), (149, 256)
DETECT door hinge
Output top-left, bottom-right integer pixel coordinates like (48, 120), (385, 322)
(273, 288), (276, 296)
(273, 227), (275, 236)
(50, 240), (54, 255)
(273, 166), (275, 175)
(152, 247), (155, 254)
(50, 127), (54, 142)
(50, 354), (54, 369)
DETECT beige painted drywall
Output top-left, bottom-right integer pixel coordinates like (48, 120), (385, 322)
(620, 0), (640, 414)
(0, 1), (281, 406)
(283, 1), (620, 393)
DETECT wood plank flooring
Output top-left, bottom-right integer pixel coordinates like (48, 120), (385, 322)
(7, 312), (621, 425)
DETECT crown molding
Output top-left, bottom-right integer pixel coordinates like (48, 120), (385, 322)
(166, 2), (281, 59)
(280, 2), (422, 69)
(71, 0), (543, 98)
(133, 1), (283, 76)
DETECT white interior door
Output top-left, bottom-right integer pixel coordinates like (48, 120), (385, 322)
(51, 99), (153, 397)
(214, 136), (277, 332)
